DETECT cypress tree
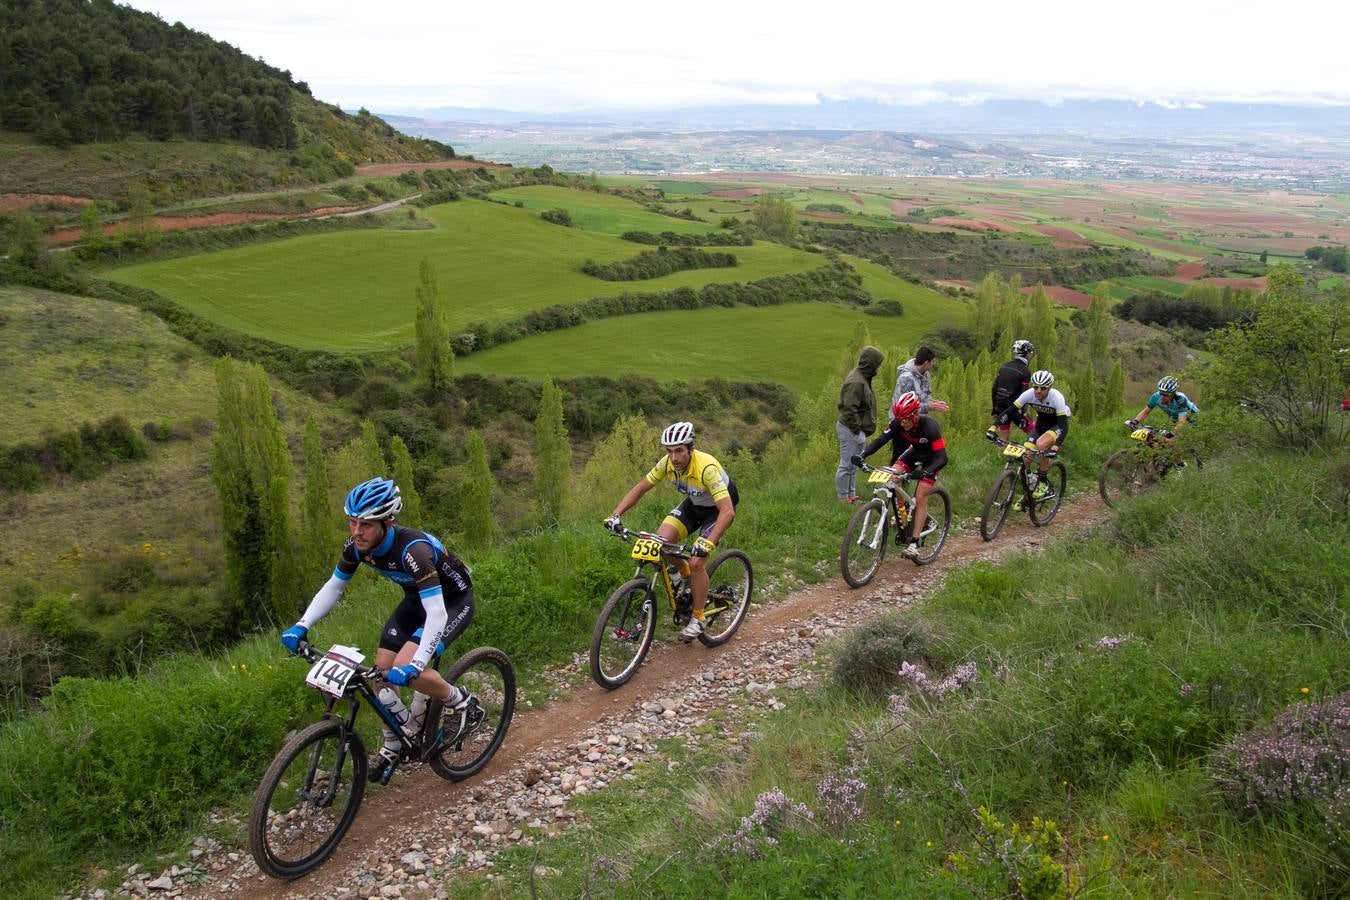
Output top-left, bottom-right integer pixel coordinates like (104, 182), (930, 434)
(414, 258), (453, 393)
(361, 420), (385, 478)
(459, 430), (495, 550)
(1086, 282), (1112, 365)
(1104, 359), (1126, 419)
(388, 436), (423, 527)
(300, 414), (336, 584)
(211, 357), (300, 628)
(1027, 286), (1058, 371)
(534, 378), (571, 527)
(1076, 358), (1099, 424)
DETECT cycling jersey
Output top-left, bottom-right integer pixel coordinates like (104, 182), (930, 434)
(862, 415), (948, 482)
(998, 387), (1072, 440)
(991, 357), (1031, 417)
(1147, 390), (1199, 423)
(301, 525), (474, 669)
(645, 449), (734, 507)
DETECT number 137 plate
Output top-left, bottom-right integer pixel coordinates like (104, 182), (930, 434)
(305, 644), (365, 698)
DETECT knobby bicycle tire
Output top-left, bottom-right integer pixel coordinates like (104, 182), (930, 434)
(911, 486), (952, 565)
(590, 577), (657, 689)
(426, 646), (516, 781)
(840, 498), (889, 587)
(979, 470), (1017, 542)
(698, 549), (753, 647)
(1029, 461), (1066, 526)
(249, 718), (367, 879)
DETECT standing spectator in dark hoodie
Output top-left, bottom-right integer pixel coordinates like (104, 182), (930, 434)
(837, 345), (885, 503)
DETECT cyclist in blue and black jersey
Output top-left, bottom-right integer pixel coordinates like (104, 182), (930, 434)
(280, 477), (477, 781)
(1128, 375), (1198, 431)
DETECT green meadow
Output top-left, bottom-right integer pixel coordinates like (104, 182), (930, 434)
(103, 195), (825, 352)
(490, 185), (717, 235)
(0, 286), (218, 443)
(459, 300), (954, 394)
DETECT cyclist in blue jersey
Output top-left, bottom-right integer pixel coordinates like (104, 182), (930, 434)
(280, 477), (477, 781)
(1128, 375), (1198, 432)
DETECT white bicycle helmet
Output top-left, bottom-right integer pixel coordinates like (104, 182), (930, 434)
(1012, 339), (1035, 358)
(660, 421), (695, 447)
(1157, 375), (1179, 393)
(1030, 370), (1055, 388)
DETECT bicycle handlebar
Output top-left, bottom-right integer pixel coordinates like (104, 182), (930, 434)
(988, 434), (1057, 459)
(604, 524), (693, 558)
(854, 459), (925, 480)
(293, 640), (385, 680)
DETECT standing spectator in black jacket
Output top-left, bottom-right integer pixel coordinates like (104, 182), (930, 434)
(991, 339), (1035, 439)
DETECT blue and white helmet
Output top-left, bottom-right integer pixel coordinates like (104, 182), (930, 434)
(1157, 375), (1179, 393)
(344, 477), (402, 521)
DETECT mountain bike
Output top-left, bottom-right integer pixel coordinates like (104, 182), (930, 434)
(249, 639), (515, 879)
(978, 434), (1065, 541)
(589, 526), (753, 689)
(840, 461), (952, 588)
(1098, 423), (1202, 508)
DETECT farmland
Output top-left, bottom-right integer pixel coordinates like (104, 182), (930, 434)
(103, 192), (826, 351)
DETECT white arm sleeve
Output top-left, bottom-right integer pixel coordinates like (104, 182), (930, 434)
(297, 574), (347, 629)
(412, 589), (449, 670)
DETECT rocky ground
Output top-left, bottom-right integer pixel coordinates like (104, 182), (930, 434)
(84, 498), (1107, 899)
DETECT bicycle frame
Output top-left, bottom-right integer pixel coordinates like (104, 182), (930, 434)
(610, 528), (738, 621)
(855, 462), (936, 544)
(990, 434), (1056, 483)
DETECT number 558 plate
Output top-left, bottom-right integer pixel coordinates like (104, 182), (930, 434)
(305, 644), (365, 698)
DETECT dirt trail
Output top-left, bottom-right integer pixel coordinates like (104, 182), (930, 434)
(177, 496), (1108, 899)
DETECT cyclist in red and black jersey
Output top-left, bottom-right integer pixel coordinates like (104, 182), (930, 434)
(852, 391), (948, 558)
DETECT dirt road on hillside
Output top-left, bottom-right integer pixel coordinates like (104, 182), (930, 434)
(122, 496), (1109, 899)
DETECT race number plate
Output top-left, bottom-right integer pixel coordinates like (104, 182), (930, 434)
(868, 469), (893, 484)
(1130, 428), (1153, 441)
(630, 538), (664, 562)
(1003, 443), (1027, 458)
(305, 644), (365, 698)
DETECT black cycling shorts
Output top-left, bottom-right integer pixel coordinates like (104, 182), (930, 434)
(379, 589), (474, 659)
(662, 483), (739, 540)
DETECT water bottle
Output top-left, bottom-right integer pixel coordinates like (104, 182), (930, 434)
(409, 692), (429, 736)
(378, 687), (411, 754)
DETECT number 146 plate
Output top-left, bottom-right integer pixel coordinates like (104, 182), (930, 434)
(305, 644), (365, 698)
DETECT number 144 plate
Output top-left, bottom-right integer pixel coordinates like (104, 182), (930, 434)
(305, 644), (365, 698)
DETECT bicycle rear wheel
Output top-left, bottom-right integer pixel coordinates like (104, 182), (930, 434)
(840, 498), (888, 588)
(249, 719), (366, 879)
(911, 487), (951, 565)
(426, 646), (516, 781)
(1029, 461), (1066, 526)
(589, 578), (657, 689)
(979, 471), (1017, 542)
(698, 549), (753, 647)
(1098, 450), (1152, 508)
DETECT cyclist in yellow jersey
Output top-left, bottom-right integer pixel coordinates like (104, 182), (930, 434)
(604, 421), (738, 641)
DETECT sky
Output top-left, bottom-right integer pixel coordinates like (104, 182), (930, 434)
(123, 0), (1350, 114)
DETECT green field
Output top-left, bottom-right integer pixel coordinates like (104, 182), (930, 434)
(104, 194), (826, 351)
(1109, 275), (1190, 296)
(490, 185), (717, 235)
(460, 300), (953, 394)
(0, 286), (219, 443)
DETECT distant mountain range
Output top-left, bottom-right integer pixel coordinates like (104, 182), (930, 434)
(379, 99), (1350, 185)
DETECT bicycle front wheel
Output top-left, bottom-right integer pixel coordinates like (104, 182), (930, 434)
(699, 549), (753, 647)
(911, 487), (951, 565)
(589, 578), (657, 689)
(249, 719), (366, 879)
(840, 498), (889, 588)
(979, 471), (1017, 542)
(1098, 450), (1150, 508)
(426, 646), (516, 781)
(1030, 461), (1066, 526)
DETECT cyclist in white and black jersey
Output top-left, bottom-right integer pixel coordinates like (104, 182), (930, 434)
(989, 369), (1071, 497)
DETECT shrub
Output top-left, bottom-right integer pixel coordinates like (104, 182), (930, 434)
(541, 207), (573, 226)
(830, 615), (938, 697)
(864, 298), (904, 317)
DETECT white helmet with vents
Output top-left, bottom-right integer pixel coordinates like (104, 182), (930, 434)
(660, 421), (695, 447)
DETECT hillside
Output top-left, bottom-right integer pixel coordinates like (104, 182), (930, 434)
(0, 0), (451, 201)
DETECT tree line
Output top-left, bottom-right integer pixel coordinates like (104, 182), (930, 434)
(1, 0), (304, 147)
(581, 246), (738, 281)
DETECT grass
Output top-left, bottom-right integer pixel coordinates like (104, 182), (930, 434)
(490, 185), (718, 236)
(459, 297), (954, 395)
(477, 448), (1349, 899)
(0, 286), (218, 443)
(102, 195), (826, 351)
